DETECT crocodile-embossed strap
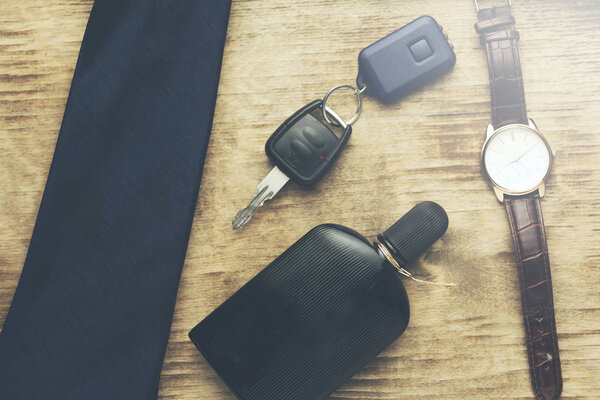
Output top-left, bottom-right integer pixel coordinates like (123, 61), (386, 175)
(476, 6), (528, 128)
(504, 192), (562, 400)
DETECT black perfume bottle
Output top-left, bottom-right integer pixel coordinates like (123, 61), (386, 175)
(189, 201), (449, 400)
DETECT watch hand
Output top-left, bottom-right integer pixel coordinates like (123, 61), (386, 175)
(503, 143), (539, 167)
(518, 143), (541, 160)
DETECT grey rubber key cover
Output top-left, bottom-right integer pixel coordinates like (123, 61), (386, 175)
(356, 15), (456, 103)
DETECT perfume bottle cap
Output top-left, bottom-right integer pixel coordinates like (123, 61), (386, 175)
(378, 201), (448, 265)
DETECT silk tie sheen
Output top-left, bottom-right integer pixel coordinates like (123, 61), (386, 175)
(0, 0), (231, 398)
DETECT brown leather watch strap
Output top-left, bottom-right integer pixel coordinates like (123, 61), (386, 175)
(504, 192), (562, 400)
(476, 6), (528, 128)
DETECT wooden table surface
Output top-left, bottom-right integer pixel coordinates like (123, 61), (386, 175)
(1, 1), (600, 399)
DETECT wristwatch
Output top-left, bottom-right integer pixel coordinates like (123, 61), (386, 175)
(475, 1), (562, 399)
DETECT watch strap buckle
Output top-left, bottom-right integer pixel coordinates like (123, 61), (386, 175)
(474, 0), (512, 13)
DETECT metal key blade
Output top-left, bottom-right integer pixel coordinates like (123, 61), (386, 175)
(232, 166), (290, 230)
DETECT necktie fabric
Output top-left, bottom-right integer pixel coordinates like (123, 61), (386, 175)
(0, 0), (231, 398)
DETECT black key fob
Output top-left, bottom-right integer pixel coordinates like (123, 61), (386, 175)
(265, 100), (351, 187)
(356, 15), (456, 103)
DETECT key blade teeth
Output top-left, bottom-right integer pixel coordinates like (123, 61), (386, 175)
(232, 191), (265, 230)
(232, 208), (252, 230)
(232, 167), (290, 230)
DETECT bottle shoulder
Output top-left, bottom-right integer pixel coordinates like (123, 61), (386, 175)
(310, 223), (373, 247)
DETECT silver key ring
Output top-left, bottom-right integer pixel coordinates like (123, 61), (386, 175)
(321, 84), (366, 127)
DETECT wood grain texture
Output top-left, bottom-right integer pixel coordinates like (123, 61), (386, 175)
(1, 0), (599, 399)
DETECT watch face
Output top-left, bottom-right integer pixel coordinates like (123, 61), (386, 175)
(482, 124), (552, 194)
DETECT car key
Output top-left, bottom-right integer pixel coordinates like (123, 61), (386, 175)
(232, 100), (350, 230)
(233, 16), (456, 230)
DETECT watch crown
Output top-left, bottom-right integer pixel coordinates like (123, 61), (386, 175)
(552, 150), (557, 157)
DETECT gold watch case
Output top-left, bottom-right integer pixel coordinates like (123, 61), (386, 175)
(481, 119), (555, 202)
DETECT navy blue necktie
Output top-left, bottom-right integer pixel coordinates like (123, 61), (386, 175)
(0, 0), (231, 398)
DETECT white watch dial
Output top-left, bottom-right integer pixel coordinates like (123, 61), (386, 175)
(483, 125), (552, 193)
